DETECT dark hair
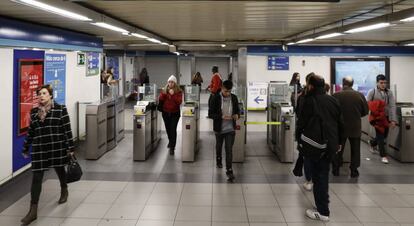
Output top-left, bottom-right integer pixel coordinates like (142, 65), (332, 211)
(37, 84), (53, 98)
(106, 67), (113, 74)
(376, 74), (386, 82)
(305, 72), (315, 83)
(212, 66), (219, 73)
(289, 72), (300, 86)
(342, 77), (354, 87)
(222, 80), (233, 90)
(308, 75), (325, 88)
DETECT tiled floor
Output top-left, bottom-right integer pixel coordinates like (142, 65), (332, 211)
(1, 93), (414, 226)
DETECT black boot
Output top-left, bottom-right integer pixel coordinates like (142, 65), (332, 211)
(21, 203), (37, 225)
(169, 148), (175, 155)
(350, 169), (359, 178)
(226, 169), (235, 182)
(332, 168), (340, 176)
(58, 187), (68, 204)
(216, 157), (223, 168)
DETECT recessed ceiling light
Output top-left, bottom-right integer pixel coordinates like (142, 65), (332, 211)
(221, 44), (226, 48)
(401, 16), (414, 22)
(92, 22), (129, 33)
(405, 43), (414, 46)
(13, 0), (91, 21)
(345, 23), (390, 33)
(287, 42), (295, 45)
(131, 33), (149, 39)
(146, 38), (162, 44)
(296, 38), (314, 44)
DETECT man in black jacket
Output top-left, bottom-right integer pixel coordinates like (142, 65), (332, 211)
(332, 76), (368, 177)
(296, 75), (345, 222)
(209, 80), (240, 182)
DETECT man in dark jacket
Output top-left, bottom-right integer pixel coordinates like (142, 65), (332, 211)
(332, 76), (368, 177)
(296, 75), (344, 222)
(209, 80), (240, 182)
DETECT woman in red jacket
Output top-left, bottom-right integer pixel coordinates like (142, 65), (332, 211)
(159, 75), (183, 155)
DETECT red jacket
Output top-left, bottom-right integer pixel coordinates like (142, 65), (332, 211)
(208, 73), (222, 94)
(368, 100), (389, 134)
(159, 90), (182, 113)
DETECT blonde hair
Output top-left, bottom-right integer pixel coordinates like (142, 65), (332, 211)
(163, 81), (182, 94)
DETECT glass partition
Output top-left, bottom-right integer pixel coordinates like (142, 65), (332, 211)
(138, 84), (158, 102)
(184, 85), (200, 103)
(268, 81), (290, 104)
(232, 83), (246, 104)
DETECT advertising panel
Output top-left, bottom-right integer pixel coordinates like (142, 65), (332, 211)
(45, 53), (66, 104)
(86, 52), (100, 76)
(19, 59), (44, 135)
(247, 81), (268, 110)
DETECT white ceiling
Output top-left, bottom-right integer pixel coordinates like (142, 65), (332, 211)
(1, 0), (414, 50)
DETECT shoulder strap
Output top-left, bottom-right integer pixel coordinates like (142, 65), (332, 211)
(371, 88), (375, 101)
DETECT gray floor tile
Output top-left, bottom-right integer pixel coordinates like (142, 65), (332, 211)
(103, 204), (144, 219)
(242, 184), (273, 195)
(212, 206), (248, 222)
(250, 223), (287, 226)
(123, 182), (155, 193)
(98, 219), (137, 226)
(212, 194), (245, 206)
(399, 195), (414, 207)
(174, 221), (211, 226)
(287, 223), (324, 226)
(324, 223), (362, 226)
(357, 184), (395, 195)
(115, 192), (150, 205)
(69, 203), (111, 218)
(246, 207), (285, 222)
(330, 184), (364, 195)
(280, 207), (317, 223)
(148, 193), (181, 205)
(83, 191), (120, 204)
(28, 217), (64, 226)
(244, 194), (278, 207)
(367, 194), (411, 207)
(182, 183), (213, 194)
(94, 181), (128, 192)
(180, 193), (212, 206)
(213, 183), (243, 195)
(175, 206), (211, 221)
(275, 194), (312, 207)
(271, 184), (303, 195)
(135, 220), (174, 226)
(350, 207), (396, 223)
(61, 218), (101, 226)
(384, 207), (414, 223)
(38, 201), (81, 217)
(329, 206), (359, 223)
(153, 183), (183, 194)
(140, 205), (178, 221)
(212, 222), (249, 226)
(337, 194), (377, 207)
(388, 184), (414, 195)
(68, 180), (100, 191)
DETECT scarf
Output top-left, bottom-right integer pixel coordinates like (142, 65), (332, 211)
(38, 100), (53, 122)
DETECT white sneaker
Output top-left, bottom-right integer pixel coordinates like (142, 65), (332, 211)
(306, 209), (329, 222)
(303, 181), (313, 191)
(381, 157), (389, 164)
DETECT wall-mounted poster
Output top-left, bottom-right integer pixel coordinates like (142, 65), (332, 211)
(86, 52), (99, 76)
(45, 53), (66, 104)
(106, 56), (119, 79)
(247, 81), (268, 110)
(19, 59), (44, 135)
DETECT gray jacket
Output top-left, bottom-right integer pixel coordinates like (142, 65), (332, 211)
(366, 87), (397, 122)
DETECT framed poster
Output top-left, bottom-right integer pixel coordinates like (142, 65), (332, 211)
(19, 59), (44, 135)
(86, 52), (99, 76)
(45, 53), (66, 104)
(106, 56), (119, 79)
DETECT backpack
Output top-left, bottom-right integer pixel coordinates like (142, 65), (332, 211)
(298, 97), (328, 158)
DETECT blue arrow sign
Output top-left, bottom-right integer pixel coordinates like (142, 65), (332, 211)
(254, 96), (264, 104)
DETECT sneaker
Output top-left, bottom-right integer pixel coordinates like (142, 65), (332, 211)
(226, 169), (235, 182)
(303, 181), (313, 191)
(306, 209), (329, 222)
(381, 157), (389, 164)
(370, 146), (378, 154)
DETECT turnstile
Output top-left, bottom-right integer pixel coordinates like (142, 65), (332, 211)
(85, 102), (108, 159)
(116, 96), (125, 143)
(181, 102), (200, 162)
(106, 100), (116, 151)
(233, 102), (246, 162)
(387, 103), (414, 162)
(133, 102), (154, 161)
(272, 102), (295, 163)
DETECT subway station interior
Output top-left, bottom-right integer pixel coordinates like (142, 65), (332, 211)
(2, 0), (414, 225)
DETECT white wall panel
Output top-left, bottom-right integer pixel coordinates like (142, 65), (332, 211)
(196, 57), (230, 89)
(390, 57), (414, 102)
(0, 48), (13, 184)
(179, 57), (192, 85)
(145, 56), (177, 88)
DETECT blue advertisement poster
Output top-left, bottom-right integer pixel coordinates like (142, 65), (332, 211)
(268, 56), (289, 70)
(106, 57), (119, 79)
(45, 53), (66, 104)
(87, 52), (100, 76)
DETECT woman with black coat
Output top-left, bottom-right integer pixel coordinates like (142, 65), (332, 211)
(21, 84), (75, 225)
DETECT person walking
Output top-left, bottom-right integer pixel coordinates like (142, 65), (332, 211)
(366, 74), (397, 164)
(296, 75), (344, 222)
(289, 72), (303, 108)
(21, 84), (75, 225)
(207, 66), (222, 118)
(209, 80), (240, 182)
(332, 76), (368, 177)
(159, 75), (183, 155)
(191, 72), (203, 86)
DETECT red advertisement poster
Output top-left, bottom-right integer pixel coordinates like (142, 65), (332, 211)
(19, 59), (44, 135)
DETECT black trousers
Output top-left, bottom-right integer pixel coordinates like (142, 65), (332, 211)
(162, 112), (180, 149)
(31, 167), (67, 204)
(215, 131), (235, 170)
(307, 155), (330, 216)
(370, 128), (389, 157)
(333, 137), (361, 171)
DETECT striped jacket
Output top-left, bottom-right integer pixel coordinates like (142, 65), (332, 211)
(23, 102), (74, 171)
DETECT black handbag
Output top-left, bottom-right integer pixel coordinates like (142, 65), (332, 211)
(298, 97), (328, 158)
(66, 155), (83, 183)
(157, 101), (164, 112)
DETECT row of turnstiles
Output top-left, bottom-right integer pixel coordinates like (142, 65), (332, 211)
(83, 83), (414, 163)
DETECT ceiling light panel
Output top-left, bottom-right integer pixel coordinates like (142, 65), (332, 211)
(296, 38), (314, 44)
(13, 0), (91, 21)
(315, 32), (343, 39)
(92, 22), (129, 33)
(345, 23), (391, 33)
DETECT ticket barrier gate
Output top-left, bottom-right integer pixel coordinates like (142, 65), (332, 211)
(268, 102), (295, 163)
(387, 103), (414, 162)
(85, 101), (108, 159)
(181, 102), (200, 162)
(233, 102), (246, 162)
(133, 101), (160, 160)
